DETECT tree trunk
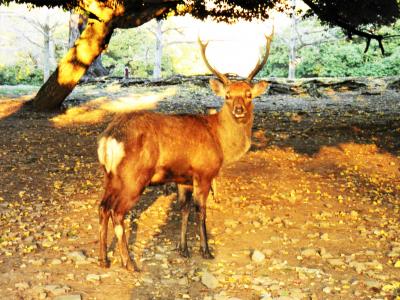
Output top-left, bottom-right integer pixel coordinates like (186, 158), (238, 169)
(32, 18), (113, 110)
(69, 13), (109, 79)
(153, 19), (163, 80)
(288, 0), (297, 80)
(43, 21), (51, 82)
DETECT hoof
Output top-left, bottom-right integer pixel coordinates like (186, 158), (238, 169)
(179, 246), (191, 258)
(124, 259), (138, 272)
(201, 248), (214, 259)
(99, 259), (110, 268)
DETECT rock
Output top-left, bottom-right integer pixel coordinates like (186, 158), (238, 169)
(301, 248), (319, 258)
(253, 276), (278, 286)
(54, 295), (82, 300)
(141, 276), (154, 284)
(201, 270), (219, 289)
(30, 258), (45, 266)
(51, 258), (62, 265)
(224, 219), (239, 229)
(86, 274), (101, 282)
(272, 217), (282, 224)
(67, 251), (87, 262)
(15, 282), (30, 290)
(327, 258), (345, 267)
(44, 284), (70, 296)
(365, 260), (383, 271)
(365, 280), (382, 290)
(260, 293), (273, 300)
(251, 250), (266, 263)
(319, 248), (333, 259)
(322, 287), (331, 294)
(320, 233), (329, 241)
(349, 261), (367, 274)
(178, 277), (189, 285)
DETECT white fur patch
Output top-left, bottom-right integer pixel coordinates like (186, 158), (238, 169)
(114, 225), (124, 240)
(97, 137), (125, 175)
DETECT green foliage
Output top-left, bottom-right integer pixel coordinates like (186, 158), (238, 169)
(0, 62), (42, 85)
(103, 23), (179, 78)
(259, 21), (400, 78)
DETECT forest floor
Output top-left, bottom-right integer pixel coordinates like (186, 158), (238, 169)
(0, 79), (399, 300)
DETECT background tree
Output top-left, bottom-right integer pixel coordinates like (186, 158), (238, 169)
(0, 0), (398, 110)
(12, 7), (62, 82)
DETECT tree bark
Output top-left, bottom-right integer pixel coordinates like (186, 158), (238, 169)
(288, 0), (297, 80)
(43, 20), (51, 82)
(69, 12), (109, 79)
(32, 18), (114, 110)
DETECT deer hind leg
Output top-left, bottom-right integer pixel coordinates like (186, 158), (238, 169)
(177, 184), (193, 258)
(99, 195), (112, 268)
(193, 176), (214, 259)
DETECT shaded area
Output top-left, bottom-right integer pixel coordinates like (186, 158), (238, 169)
(0, 81), (399, 299)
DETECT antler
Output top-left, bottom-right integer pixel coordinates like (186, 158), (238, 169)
(198, 37), (230, 85)
(246, 26), (275, 82)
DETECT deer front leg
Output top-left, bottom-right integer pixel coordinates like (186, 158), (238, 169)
(178, 184), (192, 257)
(193, 177), (214, 259)
(111, 210), (136, 271)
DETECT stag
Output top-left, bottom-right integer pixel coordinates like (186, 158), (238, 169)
(97, 31), (273, 270)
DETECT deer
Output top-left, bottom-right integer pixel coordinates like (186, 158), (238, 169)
(97, 30), (273, 271)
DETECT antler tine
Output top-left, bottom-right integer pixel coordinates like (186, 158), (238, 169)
(198, 37), (230, 84)
(246, 25), (275, 82)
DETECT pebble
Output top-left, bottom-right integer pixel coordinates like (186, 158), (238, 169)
(44, 284), (70, 296)
(320, 233), (329, 241)
(365, 280), (382, 289)
(67, 250), (87, 262)
(201, 270), (219, 289)
(327, 258), (345, 267)
(320, 248), (333, 259)
(178, 277), (189, 285)
(86, 274), (101, 282)
(349, 261), (367, 274)
(251, 250), (266, 263)
(224, 219), (239, 229)
(301, 248), (320, 258)
(30, 258), (45, 266)
(15, 281), (30, 290)
(54, 295), (82, 300)
(51, 258), (62, 265)
(322, 287), (331, 294)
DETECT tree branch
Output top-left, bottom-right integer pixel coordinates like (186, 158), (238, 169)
(112, 2), (178, 29)
(302, 0), (387, 54)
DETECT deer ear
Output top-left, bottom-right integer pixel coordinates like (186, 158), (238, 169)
(209, 79), (225, 97)
(251, 81), (269, 98)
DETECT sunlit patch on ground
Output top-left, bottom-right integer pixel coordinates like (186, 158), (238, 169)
(0, 99), (27, 120)
(50, 87), (177, 127)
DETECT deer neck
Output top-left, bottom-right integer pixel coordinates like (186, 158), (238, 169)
(215, 103), (254, 165)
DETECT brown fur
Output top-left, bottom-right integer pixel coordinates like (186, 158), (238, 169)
(97, 79), (268, 270)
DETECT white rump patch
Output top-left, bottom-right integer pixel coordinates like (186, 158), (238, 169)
(114, 225), (124, 240)
(98, 137), (125, 175)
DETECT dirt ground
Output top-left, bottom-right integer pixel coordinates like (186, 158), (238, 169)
(0, 80), (399, 300)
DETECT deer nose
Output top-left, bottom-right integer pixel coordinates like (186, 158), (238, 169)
(234, 105), (245, 115)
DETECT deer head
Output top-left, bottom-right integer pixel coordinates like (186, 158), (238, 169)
(199, 29), (274, 123)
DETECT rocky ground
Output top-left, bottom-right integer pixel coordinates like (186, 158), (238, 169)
(0, 79), (399, 300)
